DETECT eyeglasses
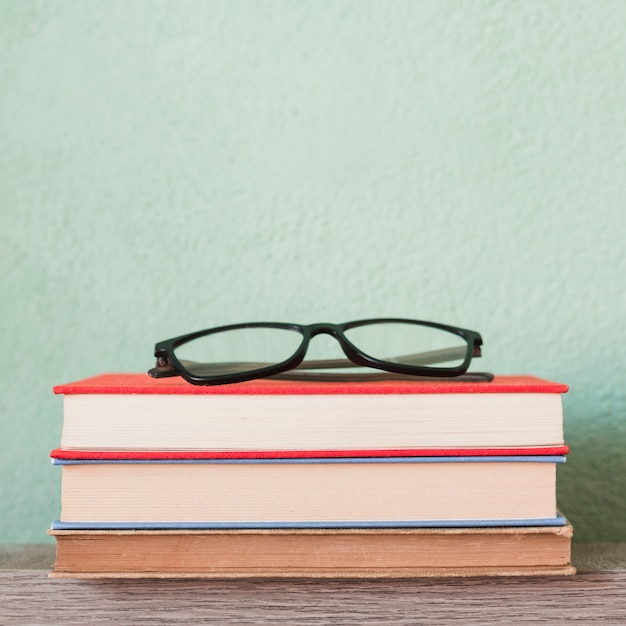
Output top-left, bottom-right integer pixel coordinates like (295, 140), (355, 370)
(149, 318), (490, 386)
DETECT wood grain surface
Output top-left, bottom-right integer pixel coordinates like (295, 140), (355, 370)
(0, 569), (625, 624)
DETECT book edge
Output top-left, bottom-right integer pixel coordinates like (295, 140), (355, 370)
(53, 373), (569, 396)
(49, 516), (569, 531)
(49, 446), (571, 460)
(48, 520), (574, 537)
(48, 565), (577, 579)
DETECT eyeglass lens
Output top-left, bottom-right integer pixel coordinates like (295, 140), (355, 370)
(344, 322), (468, 367)
(173, 327), (304, 377)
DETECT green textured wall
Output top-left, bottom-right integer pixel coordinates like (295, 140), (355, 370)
(1, 1), (624, 544)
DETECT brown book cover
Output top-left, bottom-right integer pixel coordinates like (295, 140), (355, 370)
(49, 522), (575, 578)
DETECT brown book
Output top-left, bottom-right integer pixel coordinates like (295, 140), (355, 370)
(49, 522), (575, 578)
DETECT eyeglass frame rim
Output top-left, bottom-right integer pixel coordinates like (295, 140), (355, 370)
(152, 318), (483, 386)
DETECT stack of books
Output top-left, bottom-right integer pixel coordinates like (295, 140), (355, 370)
(48, 373), (575, 577)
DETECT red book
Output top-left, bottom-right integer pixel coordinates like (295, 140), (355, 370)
(52, 373), (568, 457)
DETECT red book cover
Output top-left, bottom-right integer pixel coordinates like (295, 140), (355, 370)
(50, 446), (569, 461)
(54, 373), (569, 396)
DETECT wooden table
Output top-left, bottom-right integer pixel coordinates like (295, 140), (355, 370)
(1, 544), (625, 624)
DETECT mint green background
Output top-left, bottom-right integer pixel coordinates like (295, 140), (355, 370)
(1, 1), (624, 544)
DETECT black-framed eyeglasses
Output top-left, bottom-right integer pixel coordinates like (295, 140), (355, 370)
(149, 318), (490, 386)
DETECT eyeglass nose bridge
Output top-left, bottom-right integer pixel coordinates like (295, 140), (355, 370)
(300, 323), (368, 366)
(306, 322), (344, 338)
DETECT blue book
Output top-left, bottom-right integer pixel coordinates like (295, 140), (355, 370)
(52, 455), (566, 530)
